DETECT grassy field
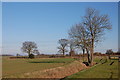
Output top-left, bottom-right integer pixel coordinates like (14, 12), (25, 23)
(2, 56), (119, 78)
(2, 56), (75, 78)
(64, 59), (119, 79)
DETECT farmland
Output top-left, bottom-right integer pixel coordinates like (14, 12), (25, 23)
(2, 55), (119, 79)
(2, 56), (119, 78)
(64, 59), (119, 79)
(2, 56), (75, 78)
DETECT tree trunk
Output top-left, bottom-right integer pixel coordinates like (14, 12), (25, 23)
(82, 48), (85, 62)
(70, 46), (72, 56)
(86, 48), (91, 63)
(63, 49), (65, 56)
(90, 39), (94, 65)
(28, 50), (31, 58)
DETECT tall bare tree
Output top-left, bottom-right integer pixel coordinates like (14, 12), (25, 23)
(58, 39), (68, 56)
(83, 8), (112, 65)
(21, 41), (38, 57)
(69, 23), (90, 62)
(68, 8), (111, 65)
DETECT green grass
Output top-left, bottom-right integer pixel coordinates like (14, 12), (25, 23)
(2, 56), (119, 78)
(2, 57), (75, 77)
(64, 59), (118, 79)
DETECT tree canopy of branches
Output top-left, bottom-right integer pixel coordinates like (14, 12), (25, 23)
(58, 39), (68, 56)
(69, 23), (91, 62)
(69, 8), (112, 65)
(83, 8), (111, 64)
(21, 41), (39, 57)
(33, 49), (40, 55)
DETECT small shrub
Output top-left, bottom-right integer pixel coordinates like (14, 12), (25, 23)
(106, 49), (114, 55)
(29, 54), (34, 59)
(106, 49), (114, 59)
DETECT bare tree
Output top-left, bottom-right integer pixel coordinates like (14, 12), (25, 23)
(69, 23), (90, 62)
(68, 39), (76, 56)
(21, 41), (38, 57)
(83, 8), (112, 65)
(68, 8), (111, 65)
(58, 39), (68, 56)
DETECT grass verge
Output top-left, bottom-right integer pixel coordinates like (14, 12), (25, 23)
(63, 59), (118, 79)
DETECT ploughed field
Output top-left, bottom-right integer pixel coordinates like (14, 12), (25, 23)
(2, 56), (75, 78)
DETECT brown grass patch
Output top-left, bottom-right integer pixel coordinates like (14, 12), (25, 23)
(10, 60), (88, 79)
